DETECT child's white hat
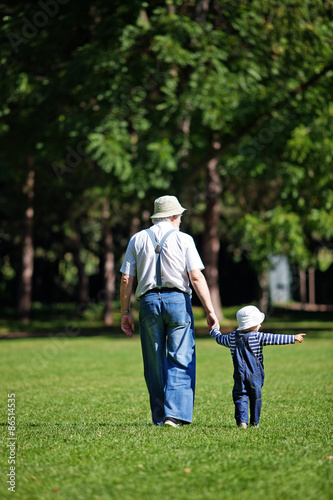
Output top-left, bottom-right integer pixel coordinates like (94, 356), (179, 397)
(236, 305), (265, 331)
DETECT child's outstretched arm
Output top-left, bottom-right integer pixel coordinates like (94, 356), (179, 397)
(258, 332), (305, 346)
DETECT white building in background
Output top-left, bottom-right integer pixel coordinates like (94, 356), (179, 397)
(269, 255), (292, 305)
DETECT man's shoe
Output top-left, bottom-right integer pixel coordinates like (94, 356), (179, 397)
(238, 422), (247, 429)
(164, 417), (181, 428)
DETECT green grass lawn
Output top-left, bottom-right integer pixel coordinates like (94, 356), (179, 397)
(0, 331), (332, 500)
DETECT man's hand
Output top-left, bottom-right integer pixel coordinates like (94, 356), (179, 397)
(295, 333), (306, 343)
(206, 312), (220, 332)
(121, 313), (135, 337)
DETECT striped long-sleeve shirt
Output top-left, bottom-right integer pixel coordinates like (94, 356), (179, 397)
(209, 328), (295, 364)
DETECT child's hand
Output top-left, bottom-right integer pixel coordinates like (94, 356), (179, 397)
(295, 333), (306, 343)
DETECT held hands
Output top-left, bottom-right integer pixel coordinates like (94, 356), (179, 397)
(121, 313), (135, 337)
(295, 333), (306, 343)
(206, 312), (220, 333)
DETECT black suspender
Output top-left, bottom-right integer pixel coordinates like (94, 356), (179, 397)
(145, 228), (175, 288)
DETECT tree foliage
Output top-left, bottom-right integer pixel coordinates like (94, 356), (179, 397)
(0, 0), (332, 315)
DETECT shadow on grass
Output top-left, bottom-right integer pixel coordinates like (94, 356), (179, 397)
(0, 421), (233, 430)
(0, 304), (332, 340)
(0, 326), (125, 340)
(0, 326), (332, 340)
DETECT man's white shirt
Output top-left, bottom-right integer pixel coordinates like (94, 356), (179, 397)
(120, 221), (204, 298)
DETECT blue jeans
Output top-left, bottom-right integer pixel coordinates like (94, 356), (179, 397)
(139, 290), (195, 425)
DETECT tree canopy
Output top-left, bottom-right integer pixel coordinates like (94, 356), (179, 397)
(1, 0), (332, 320)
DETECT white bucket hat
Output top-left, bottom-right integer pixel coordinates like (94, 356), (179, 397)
(236, 306), (265, 331)
(150, 195), (187, 219)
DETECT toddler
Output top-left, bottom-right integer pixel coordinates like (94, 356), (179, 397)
(209, 305), (306, 428)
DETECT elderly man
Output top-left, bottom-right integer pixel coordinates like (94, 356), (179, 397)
(120, 195), (219, 427)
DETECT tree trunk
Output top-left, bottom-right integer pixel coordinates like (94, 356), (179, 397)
(18, 165), (35, 323)
(258, 269), (269, 313)
(299, 268), (307, 305)
(195, 0), (210, 25)
(201, 156), (223, 321)
(308, 267), (315, 305)
(71, 231), (89, 306)
(102, 200), (115, 326)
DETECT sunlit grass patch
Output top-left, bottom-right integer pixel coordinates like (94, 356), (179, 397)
(0, 334), (332, 500)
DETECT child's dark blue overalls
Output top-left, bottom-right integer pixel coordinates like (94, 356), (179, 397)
(232, 332), (265, 426)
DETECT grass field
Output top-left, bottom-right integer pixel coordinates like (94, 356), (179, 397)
(0, 326), (332, 499)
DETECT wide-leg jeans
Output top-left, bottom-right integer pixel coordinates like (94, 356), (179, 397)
(139, 290), (195, 425)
